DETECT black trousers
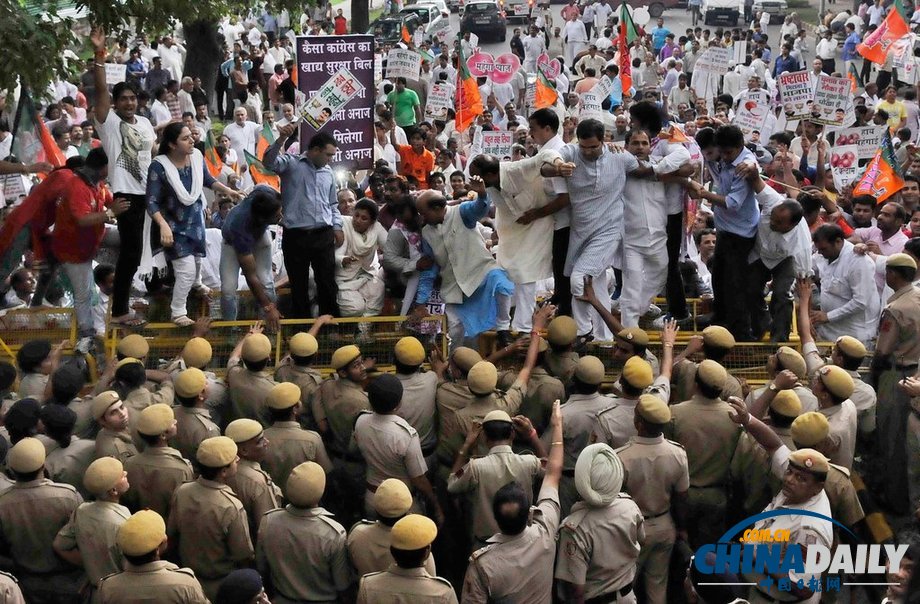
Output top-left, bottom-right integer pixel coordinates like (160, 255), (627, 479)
(112, 193), (146, 317)
(711, 230), (756, 340)
(282, 225), (340, 318)
(821, 58), (836, 75)
(747, 257), (795, 342)
(665, 212), (688, 319)
(550, 227), (572, 316)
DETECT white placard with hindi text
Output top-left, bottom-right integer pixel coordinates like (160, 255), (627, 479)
(425, 83), (453, 120)
(386, 48), (422, 81)
(811, 74), (851, 127)
(481, 131), (514, 159)
(695, 47), (732, 75)
(105, 63), (126, 84)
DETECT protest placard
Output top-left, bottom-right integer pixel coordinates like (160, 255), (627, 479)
(777, 71), (814, 121)
(831, 144), (861, 191)
(481, 131), (514, 159)
(386, 48), (422, 80)
(811, 74), (851, 126)
(299, 68), (365, 131)
(831, 126), (886, 161)
(733, 100), (770, 141)
(695, 47), (732, 75)
(425, 83), (454, 120)
(732, 40), (747, 66)
(105, 63), (126, 84)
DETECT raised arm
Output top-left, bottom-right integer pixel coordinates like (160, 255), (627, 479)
(91, 27), (111, 122)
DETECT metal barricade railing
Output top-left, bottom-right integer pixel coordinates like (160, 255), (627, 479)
(0, 308), (77, 363)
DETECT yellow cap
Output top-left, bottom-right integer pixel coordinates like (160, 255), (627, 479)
(452, 347), (482, 372)
(182, 338), (212, 368)
(117, 510), (167, 556)
(266, 382), (301, 409)
(391, 514), (438, 550)
(395, 337), (426, 366)
(791, 411), (830, 447)
(817, 365), (855, 399)
(637, 394), (671, 423)
(175, 367), (207, 398)
(225, 419), (264, 444)
(115, 357), (143, 370)
(702, 326), (735, 350)
(468, 361), (498, 395)
(84, 457), (124, 495)
(575, 355), (606, 385)
(483, 410), (513, 423)
(117, 334), (149, 359)
(617, 327), (650, 347)
(776, 346), (807, 379)
(834, 336), (867, 360)
(8, 437), (45, 473)
(92, 391), (122, 420)
(136, 404), (175, 436)
(331, 345), (361, 370)
(770, 390), (802, 418)
(373, 478), (413, 518)
(196, 436), (238, 468)
(787, 448), (830, 477)
(290, 332), (319, 357)
(547, 316), (577, 346)
(621, 356), (653, 389)
(241, 333), (272, 363)
(697, 360), (728, 390)
(286, 461), (326, 506)
(887, 252), (918, 270)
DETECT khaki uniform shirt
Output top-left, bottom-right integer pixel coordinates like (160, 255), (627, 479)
(97, 561), (208, 604)
(226, 360), (277, 425)
(667, 395), (742, 488)
(771, 445), (864, 528)
(0, 476), (11, 496)
(312, 378), (369, 457)
(165, 358), (228, 415)
(255, 506), (353, 601)
(262, 421), (333, 487)
(554, 495), (644, 599)
(225, 458), (281, 539)
(820, 400), (858, 470)
(746, 384), (820, 414)
(274, 361), (323, 427)
(450, 384), (527, 460)
(0, 479), (83, 574)
(54, 501), (129, 586)
(44, 438), (95, 499)
(730, 431), (783, 519)
(447, 444), (543, 540)
(435, 379), (475, 467)
(462, 484), (560, 604)
(124, 447), (194, 518)
(395, 371), (438, 453)
(353, 413), (427, 487)
(0, 571), (23, 604)
(94, 429), (138, 464)
(347, 521), (437, 577)
(672, 358), (744, 403)
(801, 342), (877, 415)
(124, 384), (175, 449)
(543, 350), (579, 385)
(616, 435), (690, 517)
(68, 397), (96, 440)
(171, 407), (220, 462)
(358, 565), (457, 604)
(592, 375), (670, 450)
(499, 368), (566, 434)
(166, 478), (253, 580)
(878, 285), (920, 362)
(558, 392), (616, 470)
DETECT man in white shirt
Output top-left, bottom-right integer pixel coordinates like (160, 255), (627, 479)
(816, 30), (839, 74)
(562, 13), (588, 68)
(222, 106), (261, 186)
(811, 224), (880, 343)
(575, 45), (606, 77)
(594, 0), (612, 34)
(523, 25), (547, 74)
(867, 0), (886, 26)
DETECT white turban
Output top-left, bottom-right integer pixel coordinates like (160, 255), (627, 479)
(574, 443), (624, 507)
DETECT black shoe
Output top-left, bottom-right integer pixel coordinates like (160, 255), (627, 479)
(496, 330), (513, 349)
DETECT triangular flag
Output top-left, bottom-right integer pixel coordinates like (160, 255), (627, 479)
(244, 150), (280, 191)
(203, 130), (224, 178)
(255, 121), (276, 161)
(11, 91), (65, 173)
(857, 9), (909, 64)
(847, 62), (863, 93)
(534, 66), (558, 109)
(455, 40), (483, 131)
(853, 130), (904, 203)
(618, 3), (637, 95)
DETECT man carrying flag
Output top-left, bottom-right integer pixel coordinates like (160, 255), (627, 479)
(853, 130), (905, 204)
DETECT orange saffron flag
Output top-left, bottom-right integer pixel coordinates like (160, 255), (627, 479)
(857, 9), (909, 65)
(853, 131), (904, 203)
(534, 67), (558, 109)
(455, 44), (483, 131)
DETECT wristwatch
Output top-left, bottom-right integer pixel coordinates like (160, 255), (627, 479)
(105, 207), (115, 221)
(768, 382), (779, 393)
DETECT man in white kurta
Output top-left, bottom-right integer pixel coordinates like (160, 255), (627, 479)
(562, 15), (588, 67)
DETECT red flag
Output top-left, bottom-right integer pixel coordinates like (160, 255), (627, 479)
(857, 9), (909, 64)
(534, 67), (558, 109)
(853, 131), (904, 203)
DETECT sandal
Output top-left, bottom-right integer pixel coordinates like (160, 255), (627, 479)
(172, 316), (195, 327)
(192, 284), (212, 297)
(110, 315), (148, 328)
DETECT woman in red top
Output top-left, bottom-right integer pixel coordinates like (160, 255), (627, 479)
(333, 9), (348, 34)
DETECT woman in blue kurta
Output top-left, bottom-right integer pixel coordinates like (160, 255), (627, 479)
(145, 123), (242, 325)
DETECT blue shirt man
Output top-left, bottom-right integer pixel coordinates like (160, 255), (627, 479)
(842, 28), (861, 62)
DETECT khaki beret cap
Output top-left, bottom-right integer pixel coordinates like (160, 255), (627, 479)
(331, 345), (361, 370)
(617, 327), (649, 347)
(8, 437), (45, 473)
(92, 391), (122, 420)
(84, 457), (124, 495)
(887, 252), (918, 270)
(483, 410), (512, 424)
(697, 360), (728, 390)
(117, 510), (167, 556)
(791, 411), (830, 447)
(181, 338), (212, 368)
(136, 404), (175, 436)
(818, 365), (855, 399)
(196, 436), (238, 468)
(241, 333), (272, 363)
(391, 514), (438, 550)
(289, 332), (319, 357)
(776, 346), (807, 379)
(373, 478), (413, 518)
(788, 448), (830, 477)
(621, 356), (653, 389)
(702, 326), (735, 350)
(770, 389), (802, 418)
(225, 419), (264, 444)
(575, 355), (606, 385)
(175, 368), (207, 398)
(266, 382), (301, 409)
(286, 461), (326, 507)
(395, 337), (426, 366)
(637, 394), (671, 423)
(451, 347), (482, 372)
(547, 316), (577, 346)
(834, 336), (866, 360)
(117, 334), (149, 359)
(115, 357), (142, 370)
(468, 361), (498, 395)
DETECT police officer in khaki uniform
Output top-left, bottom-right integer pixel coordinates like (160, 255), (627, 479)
(617, 396), (690, 604)
(447, 410), (545, 547)
(227, 330), (278, 426)
(393, 337), (439, 467)
(92, 391), (138, 463)
(745, 346), (820, 413)
(124, 404), (194, 517)
(348, 479), (437, 576)
(666, 360), (741, 548)
(114, 357), (175, 449)
(543, 315), (580, 386)
(873, 253), (920, 514)
(167, 436), (254, 601)
(53, 458), (131, 596)
(172, 368), (221, 462)
(256, 461), (354, 603)
(592, 355), (671, 450)
(671, 325), (744, 402)
(609, 326), (661, 381)
(224, 418), (282, 539)
(274, 318), (332, 428)
(262, 382), (333, 488)
(432, 346), (481, 478)
(555, 443), (644, 604)
(357, 514), (457, 604)
(0, 571), (23, 604)
(98, 510), (208, 603)
(41, 404), (96, 499)
(165, 336), (229, 427)
(352, 374), (442, 522)
(0, 438), (85, 603)
(495, 338), (566, 436)
(811, 365), (857, 469)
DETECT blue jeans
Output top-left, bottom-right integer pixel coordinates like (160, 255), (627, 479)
(220, 231), (275, 321)
(62, 262), (95, 338)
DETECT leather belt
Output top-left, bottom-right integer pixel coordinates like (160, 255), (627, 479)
(585, 584), (633, 603)
(643, 510), (669, 520)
